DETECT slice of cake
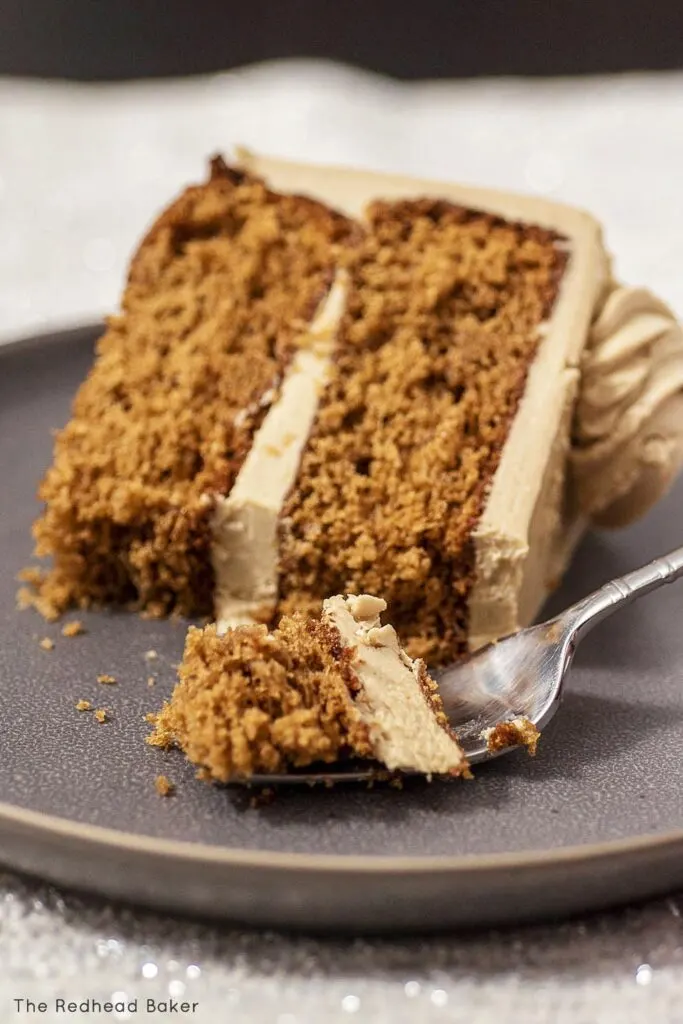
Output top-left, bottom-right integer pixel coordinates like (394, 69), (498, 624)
(148, 594), (468, 780)
(28, 152), (683, 663)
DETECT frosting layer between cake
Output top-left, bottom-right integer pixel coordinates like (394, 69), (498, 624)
(324, 595), (467, 775)
(212, 275), (347, 630)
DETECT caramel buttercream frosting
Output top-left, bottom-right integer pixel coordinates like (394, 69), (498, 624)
(211, 274), (348, 629)
(572, 285), (683, 527)
(324, 595), (468, 775)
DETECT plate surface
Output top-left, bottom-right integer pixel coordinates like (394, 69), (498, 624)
(1, 325), (683, 933)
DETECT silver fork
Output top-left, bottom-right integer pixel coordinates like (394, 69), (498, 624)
(243, 546), (683, 786)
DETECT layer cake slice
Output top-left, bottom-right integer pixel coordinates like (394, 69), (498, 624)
(27, 152), (683, 666)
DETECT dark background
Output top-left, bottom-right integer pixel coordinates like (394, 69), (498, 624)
(1, 0), (682, 80)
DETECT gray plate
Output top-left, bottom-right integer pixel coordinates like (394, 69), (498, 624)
(1, 324), (683, 934)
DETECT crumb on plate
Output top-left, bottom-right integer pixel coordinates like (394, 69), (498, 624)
(39, 637), (54, 651)
(16, 568), (61, 621)
(62, 620), (85, 637)
(249, 787), (275, 809)
(154, 774), (175, 797)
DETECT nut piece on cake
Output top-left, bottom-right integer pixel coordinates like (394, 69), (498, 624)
(148, 594), (468, 781)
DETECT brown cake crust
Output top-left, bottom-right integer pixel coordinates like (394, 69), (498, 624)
(149, 616), (372, 780)
(277, 199), (567, 663)
(31, 158), (357, 619)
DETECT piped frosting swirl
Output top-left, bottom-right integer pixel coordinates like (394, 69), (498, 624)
(572, 285), (683, 527)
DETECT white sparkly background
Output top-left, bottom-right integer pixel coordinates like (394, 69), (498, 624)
(2, 61), (683, 1022)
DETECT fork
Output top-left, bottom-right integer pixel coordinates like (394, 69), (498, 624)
(242, 545), (683, 785)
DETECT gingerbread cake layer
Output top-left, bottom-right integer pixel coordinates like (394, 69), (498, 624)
(278, 199), (567, 663)
(31, 158), (356, 618)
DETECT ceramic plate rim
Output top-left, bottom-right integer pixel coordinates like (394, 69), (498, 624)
(2, 797), (683, 876)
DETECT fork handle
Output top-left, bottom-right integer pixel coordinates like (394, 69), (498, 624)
(559, 544), (683, 640)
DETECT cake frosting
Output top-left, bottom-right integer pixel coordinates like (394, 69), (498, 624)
(323, 595), (468, 775)
(572, 285), (683, 527)
(212, 275), (347, 629)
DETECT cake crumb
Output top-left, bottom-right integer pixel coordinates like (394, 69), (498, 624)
(18, 566), (44, 586)
(61, 620), (85, 637)
(144, 649), (158, 661)
(94, 709), (108, 724)
(483, 717), (540, 757)
(249, 787), (275, 809)
(16, 587), (34, 611)
(75, 699), (92, 712)
(16, 569), (62, 621)
(154, 775), (175, 797)
(38, 637), (54, 651)
(147, 676), (156, 687)
(97, 673), (116, 685)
